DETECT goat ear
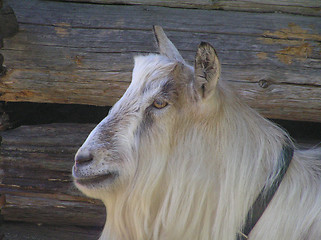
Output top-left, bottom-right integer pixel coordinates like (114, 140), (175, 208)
(194, 42), (221, 99)
(153, 25), (185, 63)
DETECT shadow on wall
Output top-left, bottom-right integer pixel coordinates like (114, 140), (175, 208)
(0, 102), (320, 143)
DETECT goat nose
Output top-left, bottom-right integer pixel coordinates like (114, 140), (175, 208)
(75, 151), (93, 165)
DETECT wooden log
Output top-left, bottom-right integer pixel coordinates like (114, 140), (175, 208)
(0, 123), (319, 228)
(0, 4), (19, 39)
(2, 194), (105, 227)
(60, 0), (321, 17)
(1, 0), (321, 122)
(2, 222), (101, 240)
(0, 123), (105, 227)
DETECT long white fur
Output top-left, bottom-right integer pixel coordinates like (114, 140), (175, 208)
(74, 32), (321, 240)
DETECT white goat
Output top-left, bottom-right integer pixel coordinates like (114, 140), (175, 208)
(72, 26), (321, 240)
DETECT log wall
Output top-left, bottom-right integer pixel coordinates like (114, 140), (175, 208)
(62, 0), (321, 16)
(0, 0), (320, 122)
(0, 124), (105, 239)
(0, 0), (320, 239)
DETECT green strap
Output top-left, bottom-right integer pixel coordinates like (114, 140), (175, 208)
(237, 143), (294, 240)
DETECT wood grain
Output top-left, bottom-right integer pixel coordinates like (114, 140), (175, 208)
(59, 0), (321, 16)
(0, 124), (105, 227)
(2, 222), (101, 240)
(1, 0), (320, 122)
(0, 123), (319, 230)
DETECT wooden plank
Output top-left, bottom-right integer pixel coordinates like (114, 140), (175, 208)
(1, 0), (321, 122)
(2, 194), (105, 227)
(0, 5), (19, 39)
(2, 222), (101, 240)
(0, 124), (105, 227)
(59, 0), (321, 16)
(0, 123), (320, 228)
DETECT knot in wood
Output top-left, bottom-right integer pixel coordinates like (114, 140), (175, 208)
(258, 79), (270, 89)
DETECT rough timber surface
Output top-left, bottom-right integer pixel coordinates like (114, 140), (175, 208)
(0, 123), (320, 239)
(1, 0), (321, 122)
(60, 0), (321, 16)
(0, 124), (105, 227)
(1, 222), (101, 240)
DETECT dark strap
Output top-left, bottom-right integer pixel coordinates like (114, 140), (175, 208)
(237, 143), (294, 240)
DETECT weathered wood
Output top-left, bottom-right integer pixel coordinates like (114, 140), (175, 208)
(60, 0), (321, 16)
(1, 0), (321, 122)
(0, 123), (320, 229)
(0, 4), (19, 39)
(0, 3), (19, 81)
(2, 194), (105, 227)
(1, 222), (101, 240)
(0, 124), (105, 227)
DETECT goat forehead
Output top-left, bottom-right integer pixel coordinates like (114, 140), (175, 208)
(110, 54), (184, 115)
(132, 54), (176, 89)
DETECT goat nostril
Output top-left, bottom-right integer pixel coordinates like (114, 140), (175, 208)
(75, 153), (93, 165)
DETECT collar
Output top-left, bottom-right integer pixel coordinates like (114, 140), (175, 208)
(237, 143), (294, 240)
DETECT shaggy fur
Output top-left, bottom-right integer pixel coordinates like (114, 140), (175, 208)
(72, 26), (321, 240)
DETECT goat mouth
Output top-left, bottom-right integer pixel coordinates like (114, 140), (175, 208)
(74, 172), (119, 187)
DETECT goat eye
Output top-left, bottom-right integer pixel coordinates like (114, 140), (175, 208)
(153, 99), (168, 109)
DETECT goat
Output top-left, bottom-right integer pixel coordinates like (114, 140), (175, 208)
(72, 26), (321, 240)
